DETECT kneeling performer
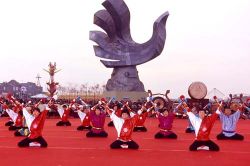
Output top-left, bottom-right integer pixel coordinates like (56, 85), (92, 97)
(106, 103), (139, 149)
(18, 106), (48, 148)
(183, 101), (220, 151)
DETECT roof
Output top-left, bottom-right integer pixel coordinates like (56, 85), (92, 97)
(206, 88), (225, 99)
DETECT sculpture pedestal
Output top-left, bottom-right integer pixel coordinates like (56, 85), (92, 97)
(106, 66), (145, 92)
(103, 91), (148, 102)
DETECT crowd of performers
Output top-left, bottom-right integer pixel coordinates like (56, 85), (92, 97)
(0, 91), (250, 151)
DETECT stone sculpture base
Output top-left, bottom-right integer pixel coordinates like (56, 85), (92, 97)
(103, 91), (148, 102)
(106, 66), (145, 92)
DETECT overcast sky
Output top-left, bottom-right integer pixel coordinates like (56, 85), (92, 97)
(0, 0), (249, 98)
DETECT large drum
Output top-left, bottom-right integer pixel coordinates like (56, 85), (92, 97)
(188, 82), (207, 100)
(152, 96), (167, 109)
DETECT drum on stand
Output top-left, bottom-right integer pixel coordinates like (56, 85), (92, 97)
(187, 81), (209, 112)
(188, 82), (207, 100)
(152, 96), (167, 109)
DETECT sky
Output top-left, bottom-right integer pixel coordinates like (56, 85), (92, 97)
(0, 0), (249, 98)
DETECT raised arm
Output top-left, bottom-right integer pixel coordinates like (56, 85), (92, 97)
(237, 94), (245, 112)
(215, 101), (223, 114)
(180, 100), (197, 121)
(104, 103), (113, 115)
(91, 102), (101, 111)
(227, 94), (233, 108)
(122, 102), (132, 112)
(6, 95), (23, 112)
(239, 94), (244, 104)
(165, 90), (173, 108)
(23, 107), (35, 130)
(147, 103), (156, 113)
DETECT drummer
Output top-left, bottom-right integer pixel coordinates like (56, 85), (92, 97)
(154, 107), (177, 139)
(175, 95), (195, 133)
(182, 99), (220, 151)
(55, 99), (76, 126)
(105, 101), (140, 149)
(133, 103), (151, 132)
(107, 101), (123, 127)
(86, 101), (108, 137)
(216, 98), (244, 140)
(76, 105), (92, 131)
(18, 105), (48, 147)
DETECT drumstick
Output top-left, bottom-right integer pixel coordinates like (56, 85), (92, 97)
(24, 101), (32, 107)
(107, 96), (116, 104)
(34, 98), (46, 108)
(176, 102), (183, 110)
(75, 97), (90, 108)
(203, 103), (211, 110)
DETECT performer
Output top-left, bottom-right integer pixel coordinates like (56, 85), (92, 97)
(133, 104), (150, 132)
(76, 105), (92, 131)
(86, 101), (108, 137)
(243, 98), (250, 113)
(107, 102), (122, 127)
(228, 94), (247, 119)
(242, 98), (250, 118)
(2, 95), (23, 131)
(106, 103), (139, 149)
(1, 99), (14, 126)
(14, 118), (30, 137)
(18, 106), (48, 147)
(216, 102), (244, 140)
(8, 105), (23, 131)
(183, 101), (220, 151)
(154, 107), (177, 139)
(175, 95), (195, 133)
(154, 90), (177, 138)
(14, 99), (32, 136)
(56, 104), (72, 126)
(175, 95), (187, 119)
(135, 90), (173, 133)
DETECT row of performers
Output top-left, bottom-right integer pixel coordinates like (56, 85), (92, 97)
(1, 93), (250, 151)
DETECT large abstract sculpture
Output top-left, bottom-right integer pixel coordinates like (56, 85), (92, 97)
(44, 62), (61, 97)
(90, 0), (169, 93)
